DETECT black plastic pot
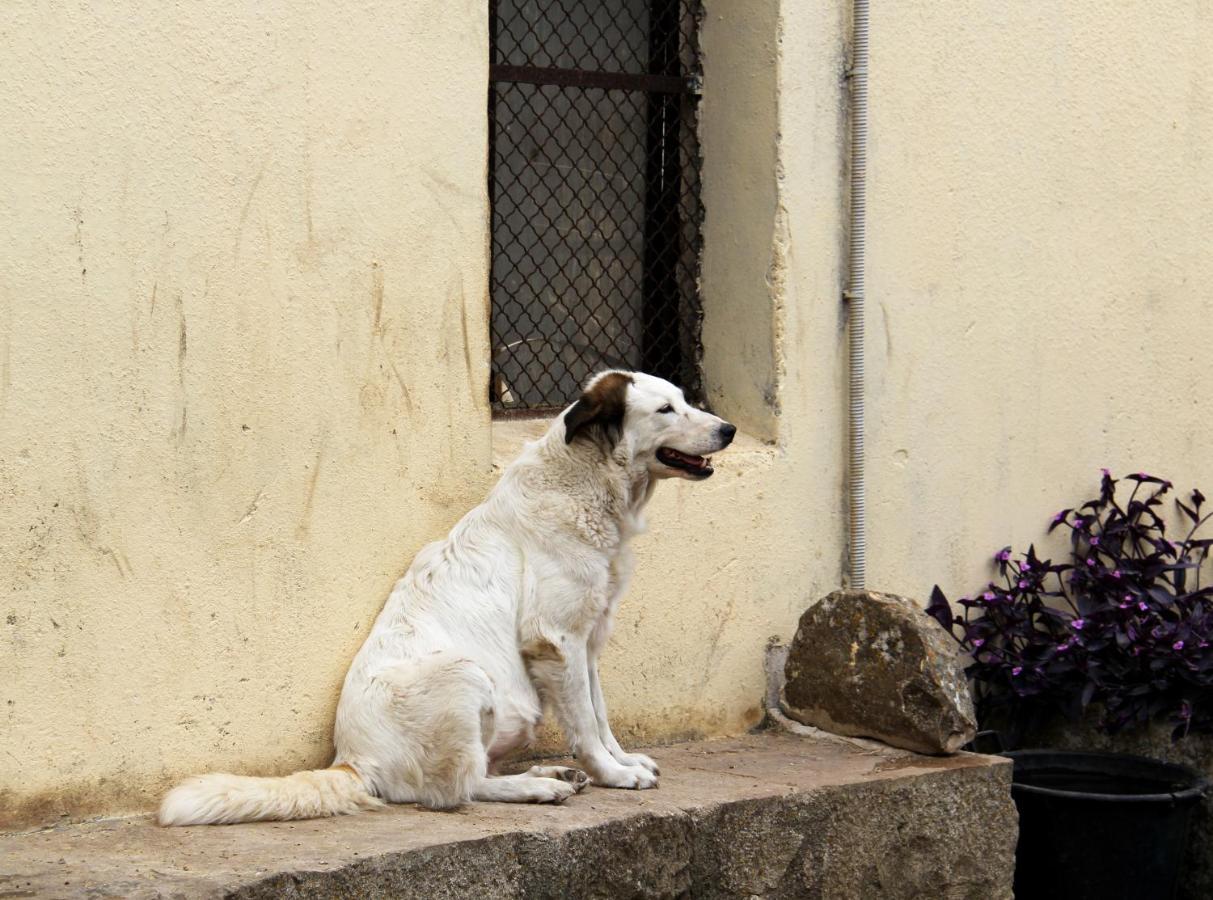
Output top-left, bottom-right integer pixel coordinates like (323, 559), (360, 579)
(1005, 749), (1207, 900)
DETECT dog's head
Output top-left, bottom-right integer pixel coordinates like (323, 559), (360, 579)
(563, 371), (736, 480)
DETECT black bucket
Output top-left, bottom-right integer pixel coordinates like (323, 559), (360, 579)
(1005, 749), (1207, 900)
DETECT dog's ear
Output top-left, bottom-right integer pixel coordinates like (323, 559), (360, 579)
(564, 372), (632, 446)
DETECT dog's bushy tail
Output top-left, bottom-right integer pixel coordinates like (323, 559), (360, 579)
(158, 765), (383, 826)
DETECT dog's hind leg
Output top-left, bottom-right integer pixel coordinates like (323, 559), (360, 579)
(472, 735), (588, 803)
(522, 764), (590, 789)
(373, 656), (497, 809)
(472, 771), (579, 803)
(375, 657), (583, 806)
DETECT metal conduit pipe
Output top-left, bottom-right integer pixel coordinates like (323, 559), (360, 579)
(847, 0), (869, 589)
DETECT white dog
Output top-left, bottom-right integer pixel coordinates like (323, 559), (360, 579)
(159, 371), (735, 825)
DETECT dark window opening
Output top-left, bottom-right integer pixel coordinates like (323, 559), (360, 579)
(489, 0), (704, 413)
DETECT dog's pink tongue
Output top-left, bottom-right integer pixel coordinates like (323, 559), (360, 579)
(661, 447), (710, 469)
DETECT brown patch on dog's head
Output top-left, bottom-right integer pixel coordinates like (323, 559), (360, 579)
(520, 636), (565, 663)
(564, 371), (633, 446)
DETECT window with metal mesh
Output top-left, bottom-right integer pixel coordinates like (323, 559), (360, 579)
(489, 0), (704, 413)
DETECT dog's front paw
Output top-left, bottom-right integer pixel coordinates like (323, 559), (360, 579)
(616, 752), (659, 776)
(591, 763), (659, 790)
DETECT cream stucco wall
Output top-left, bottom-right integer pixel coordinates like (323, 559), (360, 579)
(861, 1), (1213, 599)
(0, 1), (849, 828)
(4, 0), (1211, 831)
(0, 1), (501, 826)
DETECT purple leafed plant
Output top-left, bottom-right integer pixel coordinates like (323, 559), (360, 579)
(927, 471), (1213, 744)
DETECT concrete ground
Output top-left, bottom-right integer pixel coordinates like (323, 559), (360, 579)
(0, 732), (1017, 899)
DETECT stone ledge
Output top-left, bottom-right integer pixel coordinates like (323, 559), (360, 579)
(0, 733), (1017, 899)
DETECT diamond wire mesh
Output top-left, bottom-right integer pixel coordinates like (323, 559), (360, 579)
(489, 0), (704, 412)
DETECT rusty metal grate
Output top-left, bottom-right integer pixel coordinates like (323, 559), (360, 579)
(489, 0), (704, 413)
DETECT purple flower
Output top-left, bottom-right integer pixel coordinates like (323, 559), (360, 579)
(930, 472), (1210, 736)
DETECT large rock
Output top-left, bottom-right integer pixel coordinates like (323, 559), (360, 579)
(782, 589), (977, 754)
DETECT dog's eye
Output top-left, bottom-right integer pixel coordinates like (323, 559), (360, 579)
(657, 404), (674, 414)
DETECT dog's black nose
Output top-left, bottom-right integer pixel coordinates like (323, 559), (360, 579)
(718, 422), (737, 446)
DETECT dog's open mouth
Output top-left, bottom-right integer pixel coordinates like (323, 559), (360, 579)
(657, 447), (713, 478)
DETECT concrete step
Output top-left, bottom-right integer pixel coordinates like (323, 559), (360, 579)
(0, 733), (1016, 899)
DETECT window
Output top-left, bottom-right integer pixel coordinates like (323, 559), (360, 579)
(488, 0), (704, 412)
